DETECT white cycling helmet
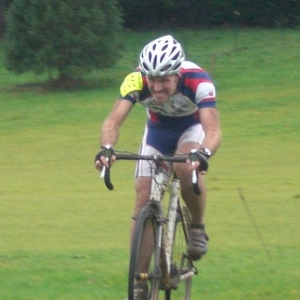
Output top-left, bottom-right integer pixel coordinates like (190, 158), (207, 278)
(139, 35), (185, 76)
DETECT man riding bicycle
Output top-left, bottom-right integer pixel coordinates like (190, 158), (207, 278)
(95, 34), (221, 277)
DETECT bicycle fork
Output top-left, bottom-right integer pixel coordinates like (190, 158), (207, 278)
(165, 179), (197, 286)
(165, 178), (181, 273)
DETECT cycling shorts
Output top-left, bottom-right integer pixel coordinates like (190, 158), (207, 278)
(135, 123), (205, 178)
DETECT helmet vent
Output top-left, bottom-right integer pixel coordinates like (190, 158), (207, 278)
(160, 53), (166, 62)
(172, 62), (181, 71)
(153, 55), (157, 69)
(162, 44), (168, 51)
(172, 51), (180, 60)
(142, 63), (149, 71)
(162, 64), (171, 71)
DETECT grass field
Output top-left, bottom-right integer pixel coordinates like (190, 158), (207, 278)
(0, 29), (299, 299)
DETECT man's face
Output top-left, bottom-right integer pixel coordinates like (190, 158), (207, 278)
(146, 74), (180, 104)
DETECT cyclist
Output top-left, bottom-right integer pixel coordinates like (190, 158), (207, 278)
(95, 34), (221, 297)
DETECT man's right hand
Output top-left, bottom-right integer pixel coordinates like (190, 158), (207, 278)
(94, 146), (115, 171)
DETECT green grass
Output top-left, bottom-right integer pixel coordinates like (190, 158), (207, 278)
(0, 29), (299, 299)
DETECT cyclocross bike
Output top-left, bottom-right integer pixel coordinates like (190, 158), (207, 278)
(100, 146), (207, 300)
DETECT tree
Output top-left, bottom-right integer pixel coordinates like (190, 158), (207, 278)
(0, 0), (13, 38)
(4, 0), (123, 84)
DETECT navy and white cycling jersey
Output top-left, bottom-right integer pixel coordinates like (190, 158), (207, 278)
(118, 60), (217, 157)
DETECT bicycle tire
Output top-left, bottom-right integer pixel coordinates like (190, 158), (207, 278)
(166, 205), (193, 300)
(128, 203), (161, 300)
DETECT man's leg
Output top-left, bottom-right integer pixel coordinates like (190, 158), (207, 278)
(174, 142), (206, 224)
(131, 176), (151, 236)
(174, 141), (209, 260)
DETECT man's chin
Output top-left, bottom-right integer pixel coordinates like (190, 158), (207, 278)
(153, 96), (169, 104)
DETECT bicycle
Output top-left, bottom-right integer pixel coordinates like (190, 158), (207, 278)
(100, 146), (207, 300)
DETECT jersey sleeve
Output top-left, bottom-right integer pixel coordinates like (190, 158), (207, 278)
(196, 82), (216, 109)
(180, 65), (217, 109)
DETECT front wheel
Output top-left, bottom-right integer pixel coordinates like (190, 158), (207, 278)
(128, 203), (161, 300)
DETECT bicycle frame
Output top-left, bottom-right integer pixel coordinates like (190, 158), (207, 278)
(147, 159), (196, 291)
(149, 161), (181, 275)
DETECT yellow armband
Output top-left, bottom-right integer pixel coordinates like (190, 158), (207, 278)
(120, 72), (143, 97)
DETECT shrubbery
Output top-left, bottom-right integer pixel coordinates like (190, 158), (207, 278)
(4, 0), (123, 84)
(119, 0), (300, 29)
(2, 0), (299, 86)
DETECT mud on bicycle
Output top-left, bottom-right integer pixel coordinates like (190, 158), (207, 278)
(97, 146), (209, 300)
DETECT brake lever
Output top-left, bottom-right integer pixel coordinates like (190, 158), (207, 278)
(192, 168), (201, 195)
(190, 150), (201, 195)
(100, 145), (114, 190)
(100, 162), (108, 178)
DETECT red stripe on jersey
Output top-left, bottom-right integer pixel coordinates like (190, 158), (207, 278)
(149, 110), (159, 123)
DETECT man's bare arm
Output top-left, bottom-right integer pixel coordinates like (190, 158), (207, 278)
(198, 107), (222, 155)
(100, 99), (134, 147)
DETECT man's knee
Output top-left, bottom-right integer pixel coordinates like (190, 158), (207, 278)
(135, 177), (151, 211)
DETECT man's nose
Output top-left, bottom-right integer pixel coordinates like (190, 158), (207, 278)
(152, 82), (162, 91)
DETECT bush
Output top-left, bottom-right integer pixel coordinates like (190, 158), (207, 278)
(4, 0), (123, 84)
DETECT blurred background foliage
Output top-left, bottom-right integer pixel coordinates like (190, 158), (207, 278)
(0, 0), (299, 84)
(1, 0), (300, 38)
